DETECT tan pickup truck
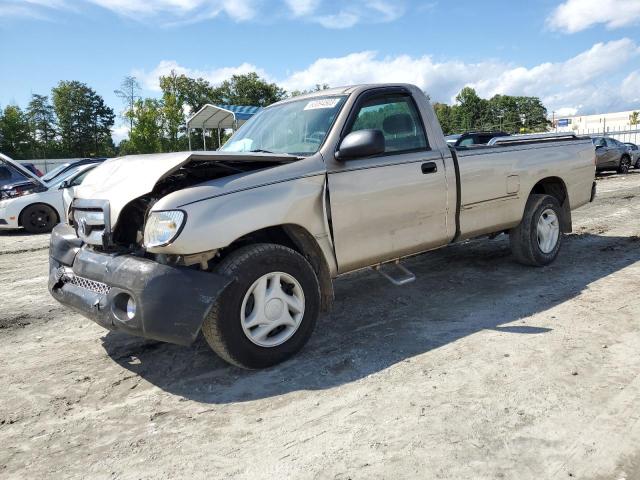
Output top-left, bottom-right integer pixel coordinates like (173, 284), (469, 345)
(49, 84), (596, 368)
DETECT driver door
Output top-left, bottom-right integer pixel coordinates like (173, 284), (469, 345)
(327, 90), (450, 273)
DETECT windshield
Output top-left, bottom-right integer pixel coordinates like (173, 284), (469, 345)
(221, 96), (347, 156)
(0, 161), (31, 188)
(42, 162), (73, 183)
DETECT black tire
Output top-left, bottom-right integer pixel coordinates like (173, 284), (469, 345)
(21, 204), (58, 234)
(510, 194), (563, 267)
(618, 155), (631, 174)
(202, 243), (321, 369)
(635, 158), (640, 169)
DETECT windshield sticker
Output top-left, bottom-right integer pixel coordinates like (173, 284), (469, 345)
(304, 98), (340, 110)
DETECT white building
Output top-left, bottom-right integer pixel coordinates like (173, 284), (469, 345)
(552, 109), (640, 143)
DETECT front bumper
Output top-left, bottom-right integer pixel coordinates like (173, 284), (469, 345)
(48, 224), (230, 346)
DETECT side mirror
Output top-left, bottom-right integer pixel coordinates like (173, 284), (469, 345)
(595, 144), (604, 150)
(58, 180), (69, 190)
(336, 129), (385, 161)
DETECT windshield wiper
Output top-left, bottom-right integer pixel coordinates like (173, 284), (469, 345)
(249, 149), (275, 154)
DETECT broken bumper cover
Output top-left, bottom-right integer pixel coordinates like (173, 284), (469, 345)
(48, 224), (229, 346)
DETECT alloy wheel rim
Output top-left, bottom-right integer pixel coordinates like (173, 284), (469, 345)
(240, 271), (305, 348)
(537, 208), (560, 254)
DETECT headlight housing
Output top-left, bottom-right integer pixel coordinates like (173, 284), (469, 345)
(143, 210), (186, 248)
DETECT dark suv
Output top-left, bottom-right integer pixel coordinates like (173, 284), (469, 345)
(592, 137), (632, 174)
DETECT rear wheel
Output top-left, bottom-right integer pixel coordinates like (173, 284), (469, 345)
(618, 155), (631, 174)
(510, 194), (562, 267)
(21, 204), (58, 234)
(202, 243), (320, 369)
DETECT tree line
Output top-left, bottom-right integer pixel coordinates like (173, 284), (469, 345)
(433, 87), (550, 135)
(0, 72), (550, 160)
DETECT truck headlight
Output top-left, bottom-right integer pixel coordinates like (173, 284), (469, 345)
(143, 210), (186, 248)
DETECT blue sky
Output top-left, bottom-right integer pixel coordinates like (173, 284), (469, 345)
(1, 0), (639, 140)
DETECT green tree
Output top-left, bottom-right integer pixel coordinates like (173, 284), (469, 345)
(121, 98), (165, 154)
(52, 80), (115, 157)
(158, 71), (188, 152)
(455, 87), (488, 132)
(26, 94), (57, 158)
(0, 105), (32, 159)
(214, 72), (286, 107)
(630, 111), (639, 126)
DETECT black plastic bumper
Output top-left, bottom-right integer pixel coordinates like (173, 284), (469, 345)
(48, 224), (230, 346)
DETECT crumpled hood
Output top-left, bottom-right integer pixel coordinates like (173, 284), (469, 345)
(75, 151), (300, 226)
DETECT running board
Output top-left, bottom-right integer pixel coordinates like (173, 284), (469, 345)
(373, 261), (416, 286)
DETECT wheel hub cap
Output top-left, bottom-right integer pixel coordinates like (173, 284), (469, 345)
(240, 272), (305, 348)
(537, 208), (560, 254)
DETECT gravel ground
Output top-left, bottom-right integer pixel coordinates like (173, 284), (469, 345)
(1, 172), (639, 479)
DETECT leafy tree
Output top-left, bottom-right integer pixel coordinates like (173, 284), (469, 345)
(120, 98), (165, 154)
(214, 72), (286, 107)
(0, 105), (32, 158)
(114, 75), (141, 132)
(289, 84), (331, 98)
(434, 88), (549, 135)
(26, 94), (57, 158)
(52, 80), (115, 157)
(630, 111), (639, 126)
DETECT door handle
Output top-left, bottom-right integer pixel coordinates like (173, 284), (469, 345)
(421, 162), (437, 174)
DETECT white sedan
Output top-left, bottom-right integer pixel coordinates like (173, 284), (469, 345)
(0, 154), (97, 233)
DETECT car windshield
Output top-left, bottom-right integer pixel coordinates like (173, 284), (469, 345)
(0, 161), (31, 188)
(221, 96), (347, 156)
(42, 162), (73, 182)
(445, 135), (461, 145)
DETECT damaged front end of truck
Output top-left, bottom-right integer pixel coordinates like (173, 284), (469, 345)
(48, 151), (302, 345)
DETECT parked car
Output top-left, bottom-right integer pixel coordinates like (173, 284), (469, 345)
(592, 137), (632, 173)
(623, 142), (640, 169)
(445, 131), (510, 147)
(21, 162), (44, 177)
(0, 153), (97, 233)
(41, 158), (106, 184)
(49, 83), (596, 369)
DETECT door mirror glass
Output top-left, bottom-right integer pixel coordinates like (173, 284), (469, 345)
(336, 129), (385, 160)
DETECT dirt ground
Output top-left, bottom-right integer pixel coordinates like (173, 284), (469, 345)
(1, 172), (640, 480)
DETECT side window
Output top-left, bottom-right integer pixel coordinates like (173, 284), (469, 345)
(458, 137), (474, 147)
(348, 94), (428, 154)
(69, 170), (91, 187)
(605, 138), (617, 147)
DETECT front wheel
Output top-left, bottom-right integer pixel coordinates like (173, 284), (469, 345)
(21, 204), (58, 234)
(202, 243), (321, 369)
(510, 194), (563, 267)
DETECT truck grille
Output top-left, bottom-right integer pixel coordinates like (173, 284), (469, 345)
(57, 267), (111, 296)
(70, 199), (111, 247)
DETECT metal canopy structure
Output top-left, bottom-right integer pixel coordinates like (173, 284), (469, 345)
(186, 104), (262, 150)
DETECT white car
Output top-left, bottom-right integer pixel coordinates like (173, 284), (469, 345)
(0, 153), (97, 233)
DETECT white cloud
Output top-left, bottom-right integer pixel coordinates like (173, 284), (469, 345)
(547, 0), (640, 33)
(87, 0), (258, 21)
(278, 38), (640, 115)
(285, 0), (320, 16)
(3, 0), (404, 27)
(111, 125), (129, 143)
(133, 59), (269, 91)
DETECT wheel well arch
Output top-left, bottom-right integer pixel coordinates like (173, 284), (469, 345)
(528, 176), (572, 233)
(219, 224), (334, 311)
(18, 202), (60, 227)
